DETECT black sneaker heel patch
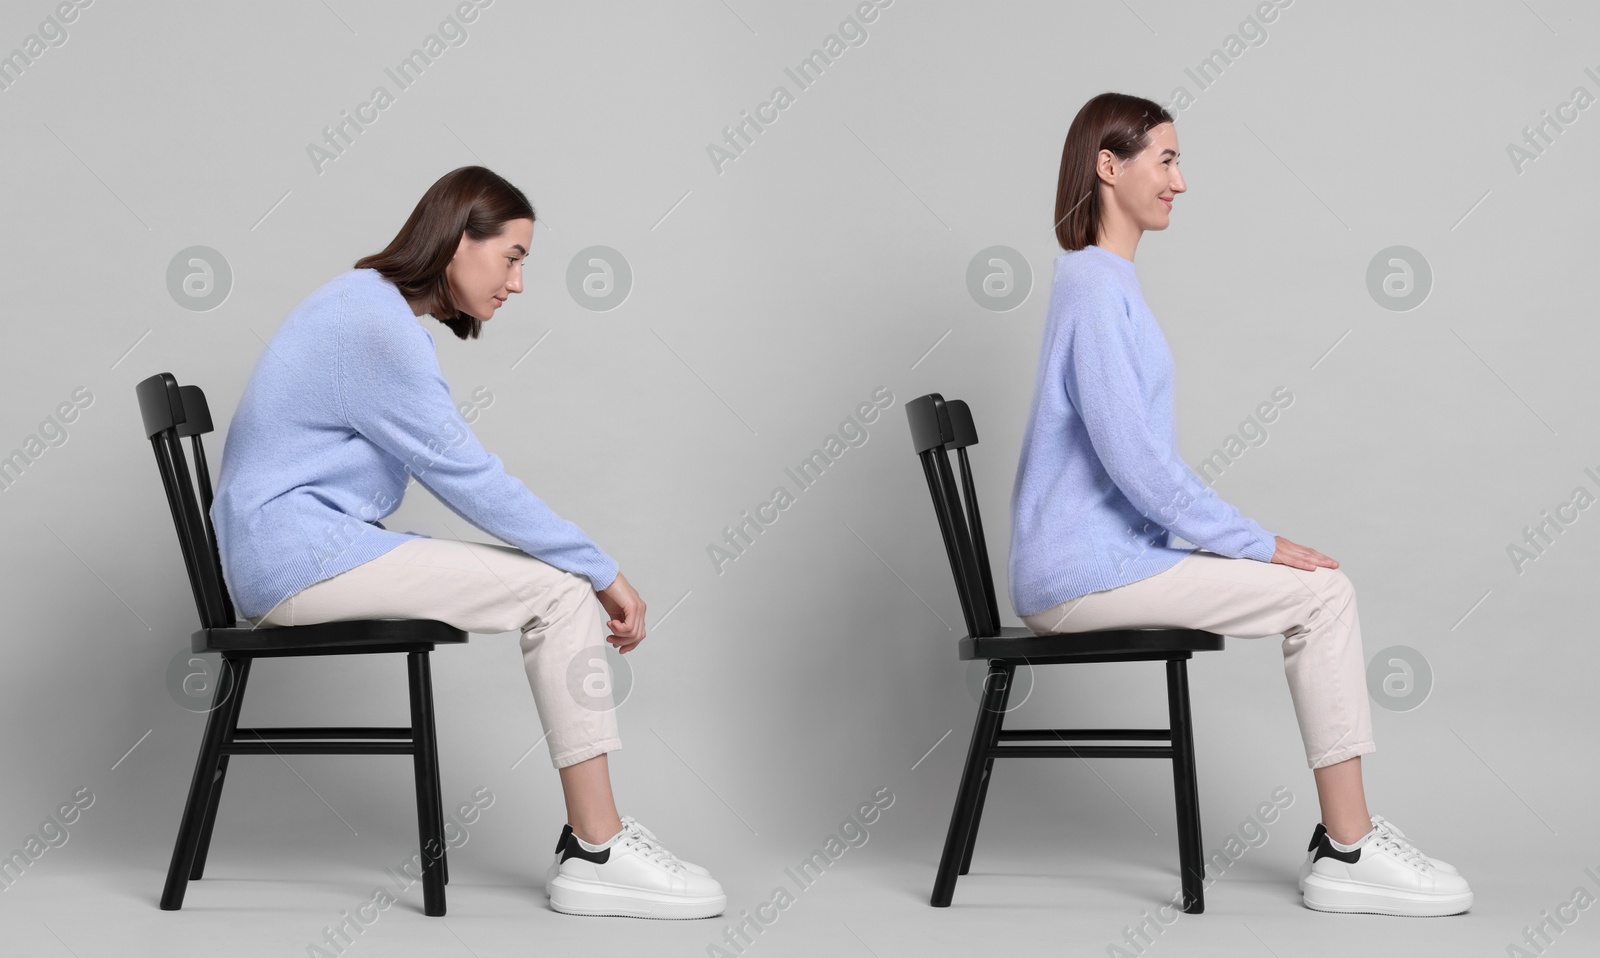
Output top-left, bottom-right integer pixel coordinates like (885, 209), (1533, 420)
(1312, 832), (1361, 865)
(560, 837), (612, 865)
(555, 823), (574, 855)
(1307, 822), (1327, 853)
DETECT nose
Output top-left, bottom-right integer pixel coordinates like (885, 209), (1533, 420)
(506, 269), (523, 295)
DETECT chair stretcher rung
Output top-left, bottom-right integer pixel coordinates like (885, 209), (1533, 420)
(997, 728), (1169, 741)
(236, 726), (414, 740)
(224, 741), (415, 755)
(987, 744), (1174, 759)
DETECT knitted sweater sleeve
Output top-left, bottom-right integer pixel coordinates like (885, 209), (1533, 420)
(1063, 279), (1277, 563)
(335, 302), (620, 591)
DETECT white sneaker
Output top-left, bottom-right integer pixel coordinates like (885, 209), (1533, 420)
(1301, 815), (1472, 916)
(546, 818), (727, 919)
(545, 818), (712, 892)
(1297, 817), (1458, 892)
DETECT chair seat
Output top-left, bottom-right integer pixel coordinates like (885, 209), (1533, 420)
(959, 625), (1224, 662)
(194, 618), (469, 655)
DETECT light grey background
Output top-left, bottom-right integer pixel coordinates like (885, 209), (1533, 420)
(1, 1), (1595, 955)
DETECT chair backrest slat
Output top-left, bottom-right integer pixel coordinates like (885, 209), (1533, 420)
(905, 393), (1000, 638)
(135, 373), (235, 629)
(179, 385), (234, 625)
(956, 445), (1001, 632)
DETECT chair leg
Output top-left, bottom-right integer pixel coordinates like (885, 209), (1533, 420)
(161, 652), (240, 910)
(407, 650), (447, 916)
(959, 670), (1016, 878)
(1166, 657), (1205, 914)
(190, 655), (253, 880)
(418, 647), (447, 885)
(957, 760), (994, 876)
(931, 660), (1012, 907)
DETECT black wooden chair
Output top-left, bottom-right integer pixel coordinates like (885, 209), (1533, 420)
(906, 392), (1222, 912)
(136, 371), (468, 917)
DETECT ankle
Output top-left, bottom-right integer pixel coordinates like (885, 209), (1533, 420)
(1326, 821), (1371, 846)
(570, 816), (623, 846)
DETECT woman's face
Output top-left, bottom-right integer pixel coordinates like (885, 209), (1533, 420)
(1102, 121), (1186, 232)
(446, 217), (532, 321)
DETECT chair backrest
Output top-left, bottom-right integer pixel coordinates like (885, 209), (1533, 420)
(905, 393), (1001, 638)
(135, 372), (235, 629)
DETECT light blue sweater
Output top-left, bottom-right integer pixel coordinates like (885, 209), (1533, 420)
(1008, 244), (1276, 619)
(211, 268), (619, 621)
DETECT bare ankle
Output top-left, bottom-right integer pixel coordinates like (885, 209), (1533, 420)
(1326, 822), (1371, 845)
(570, 817), (623, 846)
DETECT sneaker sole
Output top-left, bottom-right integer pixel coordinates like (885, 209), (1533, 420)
(1299, 860), (1457, 893)
(545, 860), (710, 894)
(547, 876), (726, 919)
(1302, 875), (1472, 917)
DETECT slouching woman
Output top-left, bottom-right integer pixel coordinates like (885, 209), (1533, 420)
(210, 166), (724, 920)
(1007, 94), (1470, 917)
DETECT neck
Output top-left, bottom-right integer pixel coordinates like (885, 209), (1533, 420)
(1093, 225), (1140, 263)
(1094, 194), (1143, 261)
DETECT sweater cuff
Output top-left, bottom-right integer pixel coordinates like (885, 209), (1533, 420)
(584, 553), (620, 592)
(1243, 531), (1277, 563)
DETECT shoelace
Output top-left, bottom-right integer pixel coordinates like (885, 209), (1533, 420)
(621, 815), (682, 858)
(620, 818), (684, 872)
(1368, 816), (1432, 870)
(1370, 814), (1408, 839)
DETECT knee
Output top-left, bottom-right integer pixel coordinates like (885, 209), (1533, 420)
(520, 571), (599, 634)
(555, 571), (604, 624)
(1322, 565), (1355, 596)
(558, 569), (592, 597)
(1303, 565), (1356, 619)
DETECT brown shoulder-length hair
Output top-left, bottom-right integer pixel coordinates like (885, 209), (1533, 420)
(354, 165), (535, 341)
(1054, 93), (1174, 252)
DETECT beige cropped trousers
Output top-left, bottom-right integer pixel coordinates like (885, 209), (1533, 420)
(1019, 550), (1375, 770)
(247, 536), (621, 769)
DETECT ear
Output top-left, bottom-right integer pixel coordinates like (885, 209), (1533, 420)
(1094, 148), (1120, 188)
